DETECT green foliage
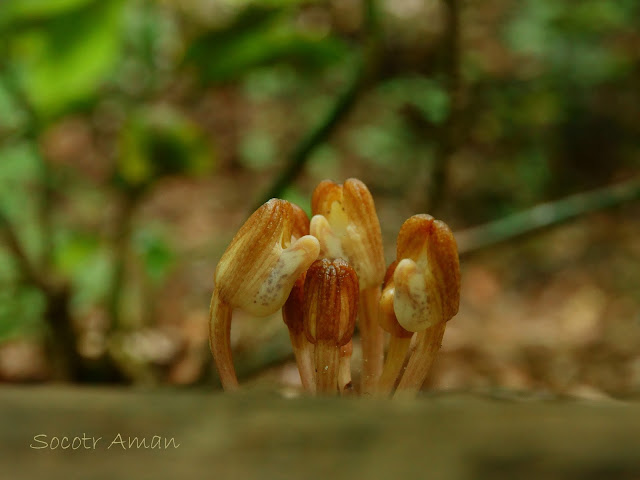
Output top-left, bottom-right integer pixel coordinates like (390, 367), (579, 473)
(0, 287), (45, 341)
(3, 0), (125, 120)
(0, 143), (44, 259)
(379, 77), (450, 125)
(183, 5), (349, 83)
(504, 0), (635, 86)
(307, 145), (340, 182)
(350, 122), (410, 165)
(117, 106), (215, 189)
(239, 130), (277, 171)
(0, 81), (26, 133)
(0, 0), (95, 26)
(0, 142), (41, 184)
(133, 228), (175, 285)
(0, 249), (17, 284)
(225, 0), (322, 6)
(53, 230), (111, 309)
(243, 65), (299, 101)
(0, 0), (637, 381)
(281, 186), (311, 218)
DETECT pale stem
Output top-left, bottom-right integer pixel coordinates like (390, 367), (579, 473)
(338, 341), (353, 395)
(315, 340), (340, 395)
(359, 286), (384, 394)
(394, 321), (446, 398)
(209, 289), (239, 391)
(289, 330), (316, 394)
(376, 335), (413, 396)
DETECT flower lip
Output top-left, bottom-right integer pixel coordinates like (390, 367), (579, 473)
(378, 261), (413, 338)
(393, 258), (442, 332)
(303, 258), (359, 346)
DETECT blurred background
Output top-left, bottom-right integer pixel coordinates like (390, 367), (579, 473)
(0, 0), (639, 397)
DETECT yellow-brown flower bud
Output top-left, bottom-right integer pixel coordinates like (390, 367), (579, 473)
(290, 203), (310, 241)
(395, 214), (460, 323)
(390, 215), (461, 397)
(303, 258), (359, 347)
(210, 199), (320, 390)
(392, 215), (460, 332)
(309, 179), (385, 290)
(310, 178), (386, 391)
(215, 199), (320, 316)
(303, 258), (359, 394)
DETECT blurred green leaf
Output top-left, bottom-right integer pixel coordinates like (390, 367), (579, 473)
(0, 0), (95, 28)
(307, 144), (339, 182)
(0, 287), (45, 341)
(133, 228), (175, 284)
(52, 229), (111, 308)
(349, 118), (414, 166)
(281, 186), (310, 218)
(0, 249), (18, 283)
(0, 79), (27, 133)
(0, 143), (44, 261)
(225, 0), (322, 6)
(6, 0), (125, 119)
(380, 77), (450, 125)
(243, 65), (298, 101)
(0, 142), (40, 184)
(117, 106), (216, 189)
(504, 1), (562, 58)
(515, 149), (552, 203)
(504, 0), (634, 87)
(183, 5), (348, 83)
(54, 231), (100, 275)
(239, 130), (276, 171)
(556, 1), (629, 34)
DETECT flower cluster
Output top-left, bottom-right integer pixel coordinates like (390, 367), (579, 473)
(209, 178), (460, 397)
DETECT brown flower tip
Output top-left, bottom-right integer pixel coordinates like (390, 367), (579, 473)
(214, 198), (320, 316)
(383, 260), (398, 287)
(303, 258), (359, 347)
(282, 271), (306, 335)
(311, 180), (343, 216)
(378, 261), (413, 338)
(309, 178), (385, 289)
(393, 214), (461, 331)
(290, 203), (311, 240)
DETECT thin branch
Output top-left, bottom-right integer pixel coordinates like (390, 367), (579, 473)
(1, 46), (84, 381)
(0, 52), (54, 269)
(456, 177), (640, 256)
(0, 210), (82, 381)
(253, 61), (366, 209)
(253, 0), (381, 209)
(106, 194), (138, 332)
(427, 0), (462, 213)
(0, 210), (49, 292)
(37, 158), (55, 268)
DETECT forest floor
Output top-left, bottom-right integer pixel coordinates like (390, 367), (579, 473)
(1, 386), (639, 480)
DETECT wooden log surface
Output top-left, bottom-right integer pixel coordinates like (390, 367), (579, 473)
(1, 387), (639, 479)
